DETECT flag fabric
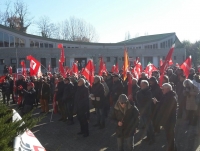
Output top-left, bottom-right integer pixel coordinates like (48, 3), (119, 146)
(59, 59), (65, 77)
(20, 60), (26, 77)
(99, 57), (107, 76)
(176, 63), (180, 68)
(71, 62), (79, 77)
(145, 63), (158, 78)
(48, 62), (51, 72)
(169, 58), (173, 66)
(26, 55), (41, 76)
(123, 48), (129, 81)
(159, 43), (175, 86)
(111, 63), (119, 73)
(0, 75), (6, 84)
(58, 44), (65, 63)
(134, 57), (140, 66)
(132, 62), (142, 79)
(8, 66), (12, 75)
(82, 60), (94, 86)
(160, 58), (163, 67)
(180, 56), (192, 78)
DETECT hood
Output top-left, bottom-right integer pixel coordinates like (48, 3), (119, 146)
(114, 101), (132, 115)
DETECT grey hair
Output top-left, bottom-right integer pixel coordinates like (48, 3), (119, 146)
(79, 78), (86, 84)
(94, 75), (101, 82)
(162, 83), (172, 91)
(132, 78), (138, 83)
(183, 79), (193, 87)
(141, 80), (149, 87)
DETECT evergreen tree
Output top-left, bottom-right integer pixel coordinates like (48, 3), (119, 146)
(0, 104), (41, 151)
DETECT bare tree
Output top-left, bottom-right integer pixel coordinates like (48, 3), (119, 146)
(125, 31), (131, 40)
(0, 0), (32, 33)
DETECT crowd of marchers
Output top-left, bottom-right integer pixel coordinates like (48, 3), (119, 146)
(1, 67), (200, 151)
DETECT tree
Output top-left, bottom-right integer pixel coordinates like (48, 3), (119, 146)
(0, 104), (41, 150)
(125, 31), (131, 40)
(181, 40), (200, 67)
(0, 0), (32, 33)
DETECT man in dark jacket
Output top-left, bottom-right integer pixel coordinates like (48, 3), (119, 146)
(112, 94), (139, 151)
(39, 78), (50, 113)
(91, 76), (106, 129)
(167, 69), (178, 87)
(111, 74), (124, 104)
(136, 80), (155, 145)
(74, 78), (90, 137)
(20, 82), (36, 116)
(2, 78), (10, 105)
(138, 72), (149, 86)
(157, 83), (178, 151)
(149, 76), (163, 133)
(62, 78), (75, 124)
(132, 78), (140, 106)
(55, 77), (65, 120)
(9, 77), (15, 104)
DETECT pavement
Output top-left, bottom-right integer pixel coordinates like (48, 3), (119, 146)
(4, 100), (200, 151)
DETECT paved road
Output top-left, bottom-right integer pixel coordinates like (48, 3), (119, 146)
(27, 103), (200, 151)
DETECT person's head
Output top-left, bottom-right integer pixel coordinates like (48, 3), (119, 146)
(163, 75), (169, 84)
(132, 78), (138, 85)
(152, 71), (159, 77)
(117, 94), (128, 108)
(194, 74), (200, 82)
(78, 78), (85, 86)
(161, 83), (172, 94)
(58, 76), (63, 82)
(94, 75), (101, 84)
(112, 74), (119, 82)
(141, 72), (146, 79)
(190, 68), (195, 74)
(179, 75), (186, 82)
(27, 82), (34, 90)
(149, 76), (158, 86)
(107, 73), (112, 79)
(64, 77), (70, 84)
(176, 68), (184, 76)
(183, 79), (193, 88)
(168, 69), (173, 75)
(140, 80), (149, 90)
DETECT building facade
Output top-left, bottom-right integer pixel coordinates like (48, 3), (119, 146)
(0, 24), (186, 74)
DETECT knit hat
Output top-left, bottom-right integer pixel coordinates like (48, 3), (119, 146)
(117, 94), (128, 103)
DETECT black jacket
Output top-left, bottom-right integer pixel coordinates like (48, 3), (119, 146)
(111, 80), (124, 102)
(132, 84), (140, 104)
(56, 81), (65, 101)
(156, 91), (178, 126)
(74, 85), (89, 116)
(39, 82), (50, 100)
(91, 82), (105, 108)
(112, 102), (139, 138)
(2, 81), (10, 94)
(62, 82), (75, 102)
(136, 87), (152, 116)
(23, 88), (36, 106)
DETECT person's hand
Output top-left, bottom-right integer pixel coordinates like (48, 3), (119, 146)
(152, 98), (158, 104)
(118, 121), (123, 127)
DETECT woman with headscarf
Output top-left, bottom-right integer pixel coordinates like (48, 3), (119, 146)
(112, 94), (139, 151)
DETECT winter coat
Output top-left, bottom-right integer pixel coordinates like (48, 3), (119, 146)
(112, 102), (139, 138)
(183, 85), (199, 111)
(2, 81), (10, 94)
(39, 82), (50, 100)
(16, 79), (27, 96)
(102, 81), (109, 97)
(55, 81), (65, 101)
(9, 79), (13, 94)
(176, 80), (185, 104)
(74, 85), (89, 118)
(156, 91), (178, 126)
(62, 82), (75, 102)
(23, 88), (36, 106)
(132, 84), (140, 104)
(91, 82), (105, 108)
(136, 87), (152, 116)
(168, 73), (178, 86)
(111, 80), (124, 102)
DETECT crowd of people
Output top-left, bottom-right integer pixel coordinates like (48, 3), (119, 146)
(1, 66), (200, 151)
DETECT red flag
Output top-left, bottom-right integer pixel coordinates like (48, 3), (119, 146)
(176, 63), (180, 68)
(59, 59), (65, 77)
(20, 60), (26, 77)
(180, 56), (192, 78)
(8, 66), (12, 75)
(111, 63), (119, 73)
(99, 57), (107, 76)
(71, 62), (79, 77)
(127, 73), (133, 101)
(82, 60), (94, 86)
(134, 57), (140, 66)
(159, 43), (175, 86)
(132, 62), (142, 79)
(48, 62), (51, 72)
(169, 58), (173, 66)
(123, 48), (129, 80)
(58, 44), (65, 63)
(145, 63), (158, 78)
(160, 58), (163, 67)
(27, 55), (41, 76)
(0, 75), (6, 84)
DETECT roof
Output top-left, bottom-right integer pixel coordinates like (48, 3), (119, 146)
(119, 33), (176, 44)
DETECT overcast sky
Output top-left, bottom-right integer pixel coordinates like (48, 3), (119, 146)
(1, 0), (200, 43)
